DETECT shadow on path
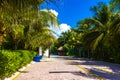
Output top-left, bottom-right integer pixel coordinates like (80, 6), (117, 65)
(18, 71), (29, 73)
(49, 70), (94, 79)
(57, 55), (120, 80)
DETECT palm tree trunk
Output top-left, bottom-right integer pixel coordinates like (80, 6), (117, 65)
(14, 39), (18, 50)
(24, 43), (28, 49)
(48, 47), (50, 58)
(0, 36), (3, 49)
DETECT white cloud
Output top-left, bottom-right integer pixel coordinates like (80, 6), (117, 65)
(48, 9), (71, 38)
(58, 23), (71, 34)
(49, 9), (58, 17)
(51, 23), (71, 38)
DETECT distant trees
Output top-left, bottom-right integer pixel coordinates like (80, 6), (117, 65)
(51, 29), (83, 56)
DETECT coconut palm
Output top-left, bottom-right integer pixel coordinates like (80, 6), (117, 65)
(0, 0), (59, 49)
(82, 3), (110, 49)
(4, 9), (58, 50)
(22, 9), (58, 50)
(81, 3), (120, 60)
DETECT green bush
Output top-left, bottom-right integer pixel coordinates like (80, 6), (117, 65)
(0, 50), (37, 78)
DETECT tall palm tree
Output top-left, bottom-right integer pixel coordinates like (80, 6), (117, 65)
(82, 3), (110, 49)
(22, 9), (58, 50)
(81, 3), (120, 60)
(0, 0), (59, 49)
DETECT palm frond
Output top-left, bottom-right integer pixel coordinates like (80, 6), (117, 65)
(91, 33), (104, 50)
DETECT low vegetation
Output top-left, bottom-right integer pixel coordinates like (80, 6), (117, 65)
(0, 50), (37, 78)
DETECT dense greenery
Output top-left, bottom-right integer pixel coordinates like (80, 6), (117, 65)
(0, 0), (59, 79)
(0, 50), (37, 78)
(0, 0), (58, 50)
(52, 0), (120, 63)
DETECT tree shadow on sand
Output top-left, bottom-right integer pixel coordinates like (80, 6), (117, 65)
(65, 57), (120, 80)
(49, 70), (96, 79)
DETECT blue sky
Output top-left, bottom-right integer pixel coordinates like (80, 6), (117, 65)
(41, 0), (110, 28)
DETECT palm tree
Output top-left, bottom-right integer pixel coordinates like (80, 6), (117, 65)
(22, 9), (58, 50)
(0, 0), (59, 49)
(82, 3), (110, 49)
(81, 3), (120, 60)
(77, 18), (93, 33)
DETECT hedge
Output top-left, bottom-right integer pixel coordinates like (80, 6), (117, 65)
(0, 50), (37, 78)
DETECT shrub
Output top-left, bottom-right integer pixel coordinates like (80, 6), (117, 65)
(0, 50), (37, 78)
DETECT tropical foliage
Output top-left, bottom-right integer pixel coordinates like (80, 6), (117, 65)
(52, 0), (120, 63)
(0, 0), (59, 79)
(80, 3), (120, 61)
(0, 0), (58, 50)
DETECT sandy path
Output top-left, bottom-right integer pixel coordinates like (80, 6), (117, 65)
(16, 55), (95, 80)
(16, 55), (120, 80)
